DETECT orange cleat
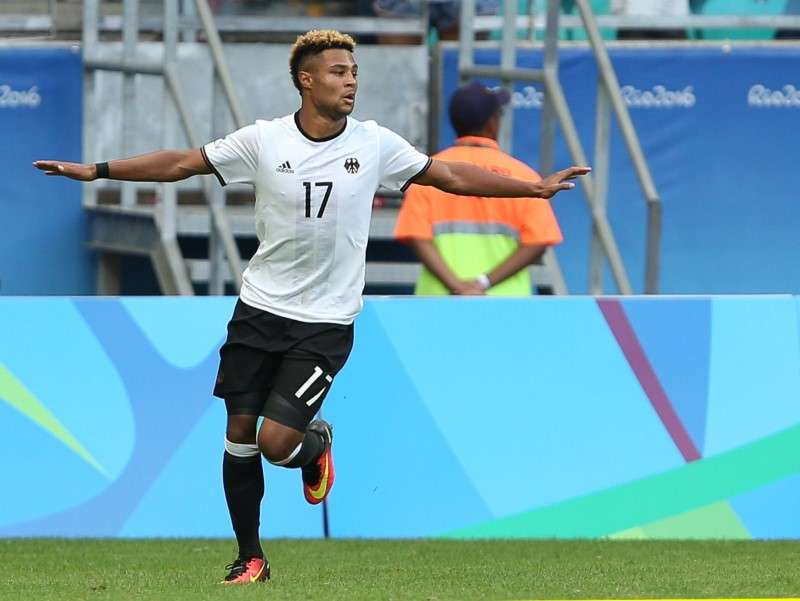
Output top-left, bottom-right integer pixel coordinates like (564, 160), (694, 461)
(302, 420), (335, 505)
(221, 556), (270, 584)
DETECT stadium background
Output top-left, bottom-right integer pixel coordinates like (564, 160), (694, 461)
(2, 0), (800, 547)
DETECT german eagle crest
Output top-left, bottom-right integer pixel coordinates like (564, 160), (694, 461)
(344, 157), (360, 174)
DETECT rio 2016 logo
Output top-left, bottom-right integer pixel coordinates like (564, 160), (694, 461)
(493, 84), (696, 110)
(0, 84), (41, 108)
(748, 84), (800, 107)
(620, 85), (696, 108)
(490, 85), (545, 109)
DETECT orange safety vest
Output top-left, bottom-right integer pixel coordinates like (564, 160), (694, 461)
(395, 136), (563, 295)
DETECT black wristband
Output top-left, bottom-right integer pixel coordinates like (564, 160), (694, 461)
(94, 162), (110, 179)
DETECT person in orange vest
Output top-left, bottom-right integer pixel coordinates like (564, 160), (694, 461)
(395, 82), (563, 295)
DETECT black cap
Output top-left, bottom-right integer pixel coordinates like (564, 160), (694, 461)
(449, 82), (511, 136)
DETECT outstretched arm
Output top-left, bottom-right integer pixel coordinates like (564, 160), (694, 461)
(414, 160), (590, 200)
(33, 148), (211, 183)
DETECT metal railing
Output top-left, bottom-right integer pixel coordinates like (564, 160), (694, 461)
(573, 0), (662, 295)
(458, 0), (570, 295)
(459, 0), (630, 294)
(6, 4), (800, 37)
(82, 0), (246, 294)
(458, 0), (669, 294)
(33, 2), (795, 294)
(1, 11), (426, 38)
(471, 14), (800, 33)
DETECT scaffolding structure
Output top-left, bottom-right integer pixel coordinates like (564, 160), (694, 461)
(78, 0), (668, 295)
(457, 0), (662, 294)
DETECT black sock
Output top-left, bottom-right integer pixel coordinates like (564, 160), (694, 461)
(283, 430), (325, 483)
(223, 451), (264, 559)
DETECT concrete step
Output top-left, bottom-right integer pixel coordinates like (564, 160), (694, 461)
(187, 257), (559, 290)
(187, 259), (422, 287)
(174, 204), (399, 240)
(87, 203), (565, 294)
(88, 203), (399, 240)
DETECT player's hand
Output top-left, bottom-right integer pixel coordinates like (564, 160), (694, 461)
(451, 280), (486, 296)
(33, 160), (96, 181)
(536, 166), (591, 199)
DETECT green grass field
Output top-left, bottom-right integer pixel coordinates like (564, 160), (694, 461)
(3, 539), (799, 601)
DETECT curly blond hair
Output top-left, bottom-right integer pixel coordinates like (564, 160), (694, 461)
(289, 30), (356, 93)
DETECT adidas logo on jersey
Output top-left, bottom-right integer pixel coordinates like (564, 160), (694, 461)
(276, 161), (294, 174)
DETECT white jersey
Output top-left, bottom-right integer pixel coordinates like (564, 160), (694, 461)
(202, 113), (431, 325)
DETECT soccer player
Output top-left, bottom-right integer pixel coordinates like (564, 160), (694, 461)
(33, 30), (589, 584)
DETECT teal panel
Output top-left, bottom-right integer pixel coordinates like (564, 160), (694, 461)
(2, 296), (800, 538)
(0, 299), (134, 478)
(120, 297), (234, 369)
(0, 299), (133, 525)
(697, 0), (785, 40)
(705, 296), (800, 457)
(796, 296), (800, 353)
(447, 423), (800, 538)
(0, 400), (107, 527)
(326, 303), (493, 537)
(730, 473), (800, 539)
(368, 297), (684, 518)
(120, 403), (231, 537)
(121, 402), (325, 538)
(620, 297), (712, 454)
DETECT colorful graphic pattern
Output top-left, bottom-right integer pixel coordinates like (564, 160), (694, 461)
(1, 296), (798, 538)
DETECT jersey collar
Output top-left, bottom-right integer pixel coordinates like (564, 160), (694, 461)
(453, 136), (499, 150)
(294, 111), (348, 143)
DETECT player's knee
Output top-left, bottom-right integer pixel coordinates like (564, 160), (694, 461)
(260, 437), (298, 464)
(258, 422), (304, 465)
(224, 436), (259, 460)
(225, 414), (258, 444)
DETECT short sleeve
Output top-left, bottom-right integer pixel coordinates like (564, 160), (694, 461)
(377, 126), (431, 191)
(518, 199), (564, 246)
(394, 184), (434, 241)
(201, 123), (261, 186)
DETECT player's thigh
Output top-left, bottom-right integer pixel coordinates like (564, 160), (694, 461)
(261, 353), (341, 432)
(215, 343), (279, 416)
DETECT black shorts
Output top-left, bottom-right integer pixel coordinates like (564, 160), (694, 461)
(214, 299), (354, 430)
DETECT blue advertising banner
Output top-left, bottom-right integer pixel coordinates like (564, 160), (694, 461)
(0, 46), (92, 294)
(1, 297), (799, 539)
(439, 46), (800, 294)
